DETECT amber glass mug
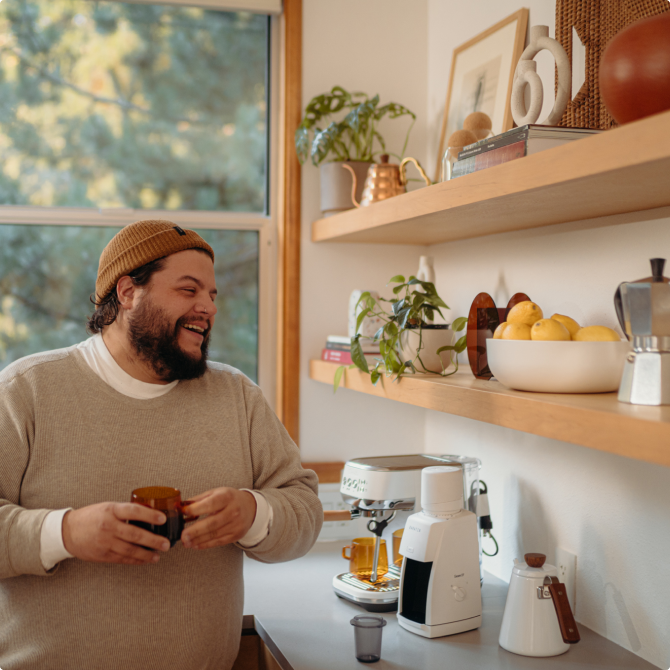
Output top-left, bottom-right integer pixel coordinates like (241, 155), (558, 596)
(129, 487), (200, 548)
(392, 529), (404, 567)
(343, 537), (388, 580)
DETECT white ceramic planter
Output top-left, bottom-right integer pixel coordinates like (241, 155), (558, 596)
(319, 161), (370, 216)
(400, 326), (455, 373)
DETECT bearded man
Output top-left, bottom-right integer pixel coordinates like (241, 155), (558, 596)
(0, 220), (322, 670)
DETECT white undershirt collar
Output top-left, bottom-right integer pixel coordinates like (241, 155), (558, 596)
(77, 333), (179, 400)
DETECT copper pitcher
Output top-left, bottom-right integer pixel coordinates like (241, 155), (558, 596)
(342, 154), (431, 208)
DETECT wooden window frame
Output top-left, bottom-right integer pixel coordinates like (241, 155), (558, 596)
(276, 0), (302, 445)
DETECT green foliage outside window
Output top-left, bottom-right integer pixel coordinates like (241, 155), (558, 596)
(0, 0), (268, 211)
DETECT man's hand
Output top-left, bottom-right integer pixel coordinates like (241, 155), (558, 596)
(180, 488), (257, 550)
(62, 502), (171, 566)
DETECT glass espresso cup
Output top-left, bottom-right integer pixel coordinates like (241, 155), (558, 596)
(342, 537), (388, 580)
(392, 529), (404, 567)
(129, 486), (199, 548)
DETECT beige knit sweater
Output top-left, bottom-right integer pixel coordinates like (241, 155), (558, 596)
(0, 346), (322, 670)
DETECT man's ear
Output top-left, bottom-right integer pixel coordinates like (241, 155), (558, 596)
(116, 276), (138, 311)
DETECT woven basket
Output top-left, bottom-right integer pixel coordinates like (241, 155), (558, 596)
(555, 0), (670, 129)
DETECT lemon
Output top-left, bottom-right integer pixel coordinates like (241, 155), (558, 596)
(507, 301), (544, 326)
(502, 323), (532, 340)
(573, 326), (620, 342)
(550, 313), (581, 339)
(531, 319), (571, 341)
(493, 322), (508, 339)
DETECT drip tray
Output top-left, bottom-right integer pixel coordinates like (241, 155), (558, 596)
(333, 566), (401, 613)
(338, 572), (399, 593)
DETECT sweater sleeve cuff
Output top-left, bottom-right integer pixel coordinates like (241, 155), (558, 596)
(40, 508), (75, 571)
(3, 508), (61, 578)
(237, 490), (272, 548)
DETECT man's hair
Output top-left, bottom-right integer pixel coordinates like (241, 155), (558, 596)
(87, 257), (167, 334)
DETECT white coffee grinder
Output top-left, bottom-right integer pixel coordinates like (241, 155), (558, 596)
(397, 466), (482, 638)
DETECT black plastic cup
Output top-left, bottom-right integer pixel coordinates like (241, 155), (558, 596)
(350, 615), (387, 663)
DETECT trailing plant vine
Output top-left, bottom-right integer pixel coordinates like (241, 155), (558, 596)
(333, 275), (468, 392)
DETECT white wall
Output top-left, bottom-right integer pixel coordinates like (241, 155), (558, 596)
(425, 2), (670, 668)
(300, 1), (670, 667)
(299, 0), (430, 463)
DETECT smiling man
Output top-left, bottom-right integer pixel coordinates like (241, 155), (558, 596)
(0, 219), (323, 670)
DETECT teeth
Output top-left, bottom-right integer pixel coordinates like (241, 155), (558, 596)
(183, 324), (205, 333)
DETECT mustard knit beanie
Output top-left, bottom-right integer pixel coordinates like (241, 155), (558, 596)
(95, 219), (215, 303)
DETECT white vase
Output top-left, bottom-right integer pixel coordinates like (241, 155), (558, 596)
(399, 326), (455, 373)
(348, 290), (384, 339)
(417, 256), (435, 284)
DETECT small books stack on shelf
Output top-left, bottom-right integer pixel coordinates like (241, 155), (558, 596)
(321, 335), (380, 365)
(451, 125), (601, 179)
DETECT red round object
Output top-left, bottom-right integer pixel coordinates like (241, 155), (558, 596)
(600, 12), (670, 124)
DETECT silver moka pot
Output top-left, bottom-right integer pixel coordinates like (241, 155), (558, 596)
(615, 258), (670, 405)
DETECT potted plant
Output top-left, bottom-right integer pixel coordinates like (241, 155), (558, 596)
(295, 86), (416, 216)
(333, 275), (468, 392)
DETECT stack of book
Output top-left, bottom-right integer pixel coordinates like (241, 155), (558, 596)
(451, 125), (601, 179)
(321, 335), (380, 365)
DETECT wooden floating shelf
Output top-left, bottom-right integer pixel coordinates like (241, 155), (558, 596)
(311, 110), (670, 246)
(310, 359), (670, 468)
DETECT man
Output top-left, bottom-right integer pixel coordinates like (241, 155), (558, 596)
(0, 219), (322, 670)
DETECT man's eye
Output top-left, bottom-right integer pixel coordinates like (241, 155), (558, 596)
(182, 288), (196, 293)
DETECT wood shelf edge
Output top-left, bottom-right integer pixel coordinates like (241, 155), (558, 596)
(309, 359), (670, 469)
(301, 461), (344, 483)
(311, 110), (670, 245)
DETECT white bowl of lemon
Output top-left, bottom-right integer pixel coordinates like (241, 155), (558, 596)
(486, 301), (630, 393)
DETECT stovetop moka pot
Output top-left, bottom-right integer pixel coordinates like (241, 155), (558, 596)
(615, 258), (670, 405)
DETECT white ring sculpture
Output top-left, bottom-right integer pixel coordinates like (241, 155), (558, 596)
(511, 25), (571, 126)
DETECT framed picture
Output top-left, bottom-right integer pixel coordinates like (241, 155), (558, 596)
(434, 8), (529, 181)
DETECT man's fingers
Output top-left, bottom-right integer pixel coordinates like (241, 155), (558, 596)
(183, 490), (229, 517)
(182, 511), (238, 545)
(117, 520), (170, 553)
(187, 490), (215, 504)
(111, 540), (160, 563)
(113, 501), (166, 526)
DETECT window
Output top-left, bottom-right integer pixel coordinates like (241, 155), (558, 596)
(0, 0), (276, 388)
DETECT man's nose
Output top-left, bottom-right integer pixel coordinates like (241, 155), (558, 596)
(198, 294), (217, 317)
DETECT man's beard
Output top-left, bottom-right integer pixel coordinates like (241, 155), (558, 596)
(127, 297), (210, 382)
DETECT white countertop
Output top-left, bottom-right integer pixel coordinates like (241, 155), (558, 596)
(243, 541), (658, 670)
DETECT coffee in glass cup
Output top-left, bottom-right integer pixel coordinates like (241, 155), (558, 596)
(342, 537), (388, 580)
(129, 486), (199, 548)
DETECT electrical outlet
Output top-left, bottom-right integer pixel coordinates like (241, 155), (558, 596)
(555, 548), (577, 612)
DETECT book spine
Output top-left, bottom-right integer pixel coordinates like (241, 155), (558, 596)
(322, 348), (353, 364)
(325, 342), (351, 351)
(458, 130), (529, 160)
(321, 349), (379, 365)
(325, 336), (351, 345)
(459, 125), (530, 155)
(452, 140), (527, 178)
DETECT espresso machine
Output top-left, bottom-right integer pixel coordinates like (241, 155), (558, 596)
(330, 454), (490, 612)
(616, 258), (670, 405)
(397, 466), (482, 638)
